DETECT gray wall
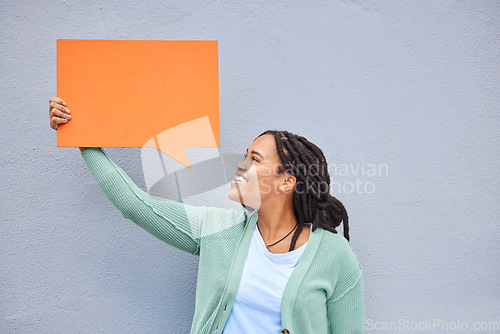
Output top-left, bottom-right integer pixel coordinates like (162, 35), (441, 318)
(1, 1), (498, 333)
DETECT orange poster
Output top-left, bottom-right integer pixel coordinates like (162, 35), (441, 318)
(57, 39), (219, 167)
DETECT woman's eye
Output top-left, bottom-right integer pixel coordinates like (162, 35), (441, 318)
(244, 154), (258, 162)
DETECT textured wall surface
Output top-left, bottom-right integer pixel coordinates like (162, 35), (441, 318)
(1, 1), (498, 333)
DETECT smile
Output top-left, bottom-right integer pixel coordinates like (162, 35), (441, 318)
(232, 175), (248, 184)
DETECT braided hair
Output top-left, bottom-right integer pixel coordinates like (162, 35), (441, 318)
(249, 130), (350, 251)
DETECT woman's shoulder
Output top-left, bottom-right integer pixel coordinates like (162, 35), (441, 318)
(318, 229), (364, 300)
(319, 228), (363, 271)
(201, 205), (256, 237)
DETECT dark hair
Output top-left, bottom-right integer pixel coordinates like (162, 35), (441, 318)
(246, 130), (350, 251)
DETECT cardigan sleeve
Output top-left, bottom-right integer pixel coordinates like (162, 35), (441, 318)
(326, 238), (366, 333)
(326, 273), (365, 334)
(80, 147), (206, 255)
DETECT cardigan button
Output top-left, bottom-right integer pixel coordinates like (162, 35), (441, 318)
(282, 330), (290, 334)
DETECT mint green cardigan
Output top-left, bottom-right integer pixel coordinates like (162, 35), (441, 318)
(81, 147), (365, 334)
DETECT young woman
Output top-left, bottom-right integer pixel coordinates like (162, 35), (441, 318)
(49, 97), (365, 334)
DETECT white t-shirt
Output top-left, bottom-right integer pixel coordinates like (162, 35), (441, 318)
(222, 224), (309, 333)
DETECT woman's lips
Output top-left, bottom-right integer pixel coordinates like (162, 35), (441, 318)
(231, 175), (248, 184)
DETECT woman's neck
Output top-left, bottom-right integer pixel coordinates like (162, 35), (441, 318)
(257, 200), (298, 241)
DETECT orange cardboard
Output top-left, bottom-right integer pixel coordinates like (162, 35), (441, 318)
(57, 39), (219, 168)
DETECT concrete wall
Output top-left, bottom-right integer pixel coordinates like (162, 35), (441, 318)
(1, 1), (498, 332)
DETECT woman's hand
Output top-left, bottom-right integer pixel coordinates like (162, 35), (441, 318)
(49, 97), (88, 152)
(49, 96), (71, 130)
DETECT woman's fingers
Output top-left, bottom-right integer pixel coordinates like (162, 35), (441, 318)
(49, 96), (66, 107)
(48, 97), (71, 130)
(51, 107), (71, 120)
(50, 116), (70, 130)
(49, 101), (70, 116)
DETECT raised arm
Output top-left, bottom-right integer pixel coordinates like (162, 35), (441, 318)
(80, 147), (206, 255)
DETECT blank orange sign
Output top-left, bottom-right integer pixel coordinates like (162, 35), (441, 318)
(57, 39), (219, 168)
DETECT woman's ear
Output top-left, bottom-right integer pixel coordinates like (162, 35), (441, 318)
(281, 175), (296, 192)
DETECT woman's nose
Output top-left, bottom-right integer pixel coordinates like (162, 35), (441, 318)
(237, 156), (251, 170)
(236, 160), (246, 170)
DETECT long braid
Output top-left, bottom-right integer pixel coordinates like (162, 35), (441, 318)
(255, 130), (350, 250)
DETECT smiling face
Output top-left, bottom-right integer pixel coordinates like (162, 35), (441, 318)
(227, 134), (295, 210)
